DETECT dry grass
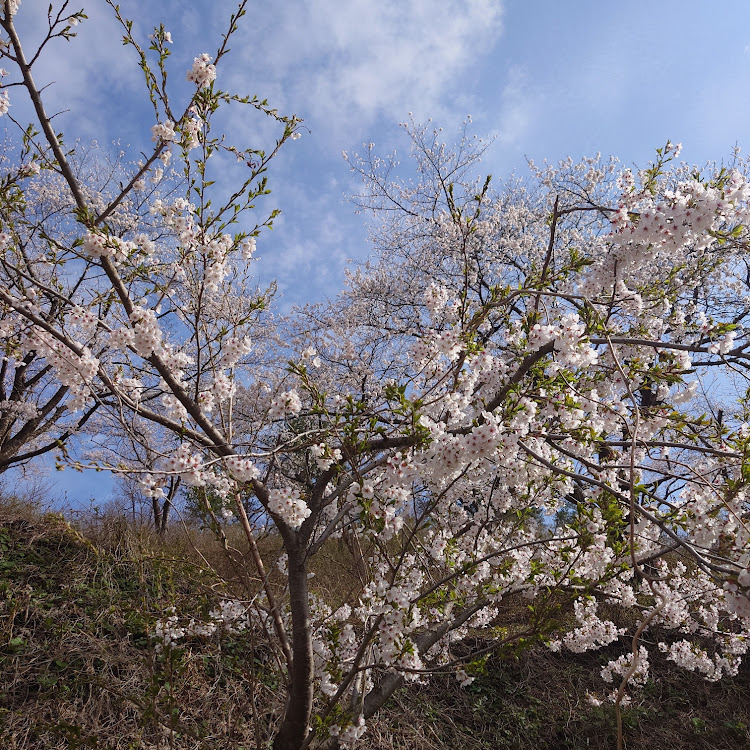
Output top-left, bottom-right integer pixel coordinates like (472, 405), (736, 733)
(368, 645), (750, 750)
(1, 502), (749, 749)
(0, 504), (283, 749)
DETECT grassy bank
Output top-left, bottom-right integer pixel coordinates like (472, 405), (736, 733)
(1, 504), (748, 749)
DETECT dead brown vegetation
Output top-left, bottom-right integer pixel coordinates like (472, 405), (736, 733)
(1, 502), (748, 749)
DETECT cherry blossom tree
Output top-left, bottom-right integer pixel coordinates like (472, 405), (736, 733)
(0, 141), (117, 473)
(1, 3), (750, 750)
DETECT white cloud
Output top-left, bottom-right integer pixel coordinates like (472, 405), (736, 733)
(1, 0), (508, 307)
(10, 0), (141, 141)
(226, 0), (504, 142)
(8, 0), (232, 145)
(6, 0), (506, 154)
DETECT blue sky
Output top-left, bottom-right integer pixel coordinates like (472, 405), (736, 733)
(12, 0), (750, 306)
(6, 0), (750, 507)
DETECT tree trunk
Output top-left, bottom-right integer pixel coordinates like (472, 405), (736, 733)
(273, 548), (314, 750)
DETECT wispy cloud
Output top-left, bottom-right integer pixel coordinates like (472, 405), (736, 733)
(6, 0), (507, 307)
(11, 0), (142, 142)
(226, 0), (504, 143)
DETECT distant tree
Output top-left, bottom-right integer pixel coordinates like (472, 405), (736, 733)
(1, 3), (750, 750)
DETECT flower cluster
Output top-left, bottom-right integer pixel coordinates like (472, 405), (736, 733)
(659, 640), (741, 682)
(151, 599), (251, 653)
(240, 236), (256, 261)
(133, 308), (162, 356)
(180, 112), (203, 150)
(24, 328), (98, 411)
(268, 486), (311, 529)
(310, 443), (342, 470)
(67, 305), (98, 335)
(549, 599), (624, 654)
(211, 372), (236, 402)
(329, 716), (366, 748)
(186, 53), (216, 88)
(151, 120), (176, 142)
(219, 336), (252, 367)
(163, 443), (206, 487)
(82, 231), (136, 264)
(527, 313), (598, 370)
(300, 346), (321, 368)
(269, 389), (303, 419)
(200, 233), (233, 295)
(152, 608), (185, 652)
(423, 282), (459, 321)
(601, 646), (650, 688)
(139, 474), (165, 500)
(0, 399), (39, 419)
(225, 455), (259, 482)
